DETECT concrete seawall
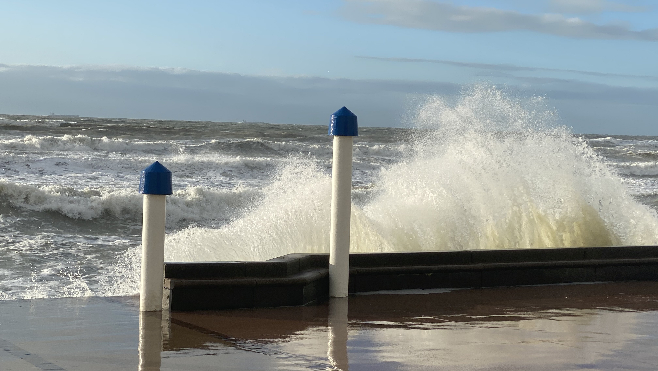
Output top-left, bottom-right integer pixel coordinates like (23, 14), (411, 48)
(164, 246), (658, 311)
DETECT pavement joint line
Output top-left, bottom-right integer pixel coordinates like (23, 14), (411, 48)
(0, 338), (66, 371)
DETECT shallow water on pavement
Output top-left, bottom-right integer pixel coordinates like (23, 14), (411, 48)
(2, 282), (658, 370)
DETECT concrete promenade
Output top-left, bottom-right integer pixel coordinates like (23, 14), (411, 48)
(2, 281), (658, 370)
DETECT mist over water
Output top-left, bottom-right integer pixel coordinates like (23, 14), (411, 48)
(2, 84), (658, 300)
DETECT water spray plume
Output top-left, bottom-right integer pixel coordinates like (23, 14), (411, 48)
(166, 85), (658, 263)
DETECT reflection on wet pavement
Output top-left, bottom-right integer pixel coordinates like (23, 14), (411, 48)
(2, 282), (658, 370)
(166, 281), (658, 370)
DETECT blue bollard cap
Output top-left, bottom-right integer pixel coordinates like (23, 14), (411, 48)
(139, 161), (173, 195)
(329, 106), (358, 136)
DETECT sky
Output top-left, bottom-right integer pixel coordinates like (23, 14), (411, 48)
(0, 0), (657, 134)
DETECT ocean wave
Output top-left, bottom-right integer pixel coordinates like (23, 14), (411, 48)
(584, 136), (619, 148)
(197, 138), (283, 156)
(0, 134), (177, 154)
(0, 234), (141, 300)
(0, 117), (64, 128)
(628, 151), (658, 161)
(0, 181), (261, 226)
(615, 162), (658, 177)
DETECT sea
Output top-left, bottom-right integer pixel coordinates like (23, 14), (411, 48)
(2, 85), (658, 301)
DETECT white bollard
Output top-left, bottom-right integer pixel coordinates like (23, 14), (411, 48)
(328, 107), (358, 298)
(139, 161), (172, 312)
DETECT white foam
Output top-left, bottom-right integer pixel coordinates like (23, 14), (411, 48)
(0, 134), (175, 153)
(615, 162), (658, 177)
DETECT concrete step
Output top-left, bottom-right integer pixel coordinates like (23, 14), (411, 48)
(164, 246), (658, 311)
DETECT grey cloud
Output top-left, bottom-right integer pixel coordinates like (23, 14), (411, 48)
(548, 0), (649, 14)
(0, 64), (656, 134)
(0, 64), (458, 127)
(342, 0), (658, 41)
(357, 55), (658, 81)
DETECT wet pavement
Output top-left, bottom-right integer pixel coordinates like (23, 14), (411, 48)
(2, 281), (658, 370)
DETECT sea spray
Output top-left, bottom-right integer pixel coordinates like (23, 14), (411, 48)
(363, 86), (656, 251)
(165, 85), (658, 263)
(166, 159), (334, 261)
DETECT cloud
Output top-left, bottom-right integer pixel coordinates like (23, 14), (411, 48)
(0, 64), (656, 134)
(548, 0), (648, 14)
(342, 0), (658, 41)
(0, 64), (458, 127)
(357, 55), (658, 81)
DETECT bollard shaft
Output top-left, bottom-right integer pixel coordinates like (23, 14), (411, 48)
(141, 194), (166, 311)
(329, 136), (353, 298)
